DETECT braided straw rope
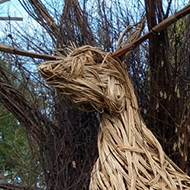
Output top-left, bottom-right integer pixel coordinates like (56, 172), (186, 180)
(38, 45), (190, 190)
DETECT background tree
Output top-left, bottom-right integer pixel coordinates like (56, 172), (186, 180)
(144, 0), (190, 171)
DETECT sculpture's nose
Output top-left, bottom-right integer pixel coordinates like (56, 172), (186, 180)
(39, 65), (50, 79)
(38, 61), (62, 78)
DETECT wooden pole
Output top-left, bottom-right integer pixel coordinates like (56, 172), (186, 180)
(0, 0), (10, 4)
(0, 17), (23, 21)
(0, 0), (23, 21)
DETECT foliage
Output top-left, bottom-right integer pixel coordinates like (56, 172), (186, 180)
(0, 104), (42, 186)
(0, 60), (43, 188)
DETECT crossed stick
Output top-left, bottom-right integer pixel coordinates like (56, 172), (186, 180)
(0, 4), (190, 60)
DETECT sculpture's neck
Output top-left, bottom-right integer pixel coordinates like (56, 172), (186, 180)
(99, 98), (144, 151)
(90, 96), (190, 190)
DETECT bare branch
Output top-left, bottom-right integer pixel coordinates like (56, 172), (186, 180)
(18, 0), (59, 43)
(0, 69), (48, 142)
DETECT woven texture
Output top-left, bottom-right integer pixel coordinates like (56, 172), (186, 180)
(39, 45), (190, 190)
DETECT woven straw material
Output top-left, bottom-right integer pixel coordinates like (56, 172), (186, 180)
(39, 45), (190, 190)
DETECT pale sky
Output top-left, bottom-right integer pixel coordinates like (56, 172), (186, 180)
(0, 0), (26, 18)
(1, 0), (189, 19)
(0, 0), (189, 38)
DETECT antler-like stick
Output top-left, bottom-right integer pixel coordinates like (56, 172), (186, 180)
(111, 4), (190, 59)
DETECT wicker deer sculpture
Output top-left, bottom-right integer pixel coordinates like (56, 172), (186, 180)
(39, 45), (190, 190)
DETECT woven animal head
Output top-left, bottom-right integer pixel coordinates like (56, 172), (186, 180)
(39, 45), (130, 113)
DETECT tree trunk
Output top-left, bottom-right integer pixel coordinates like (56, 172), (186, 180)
(145, 0), (176, 159)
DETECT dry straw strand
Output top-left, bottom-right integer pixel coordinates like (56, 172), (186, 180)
(39, 45), (190, 189)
